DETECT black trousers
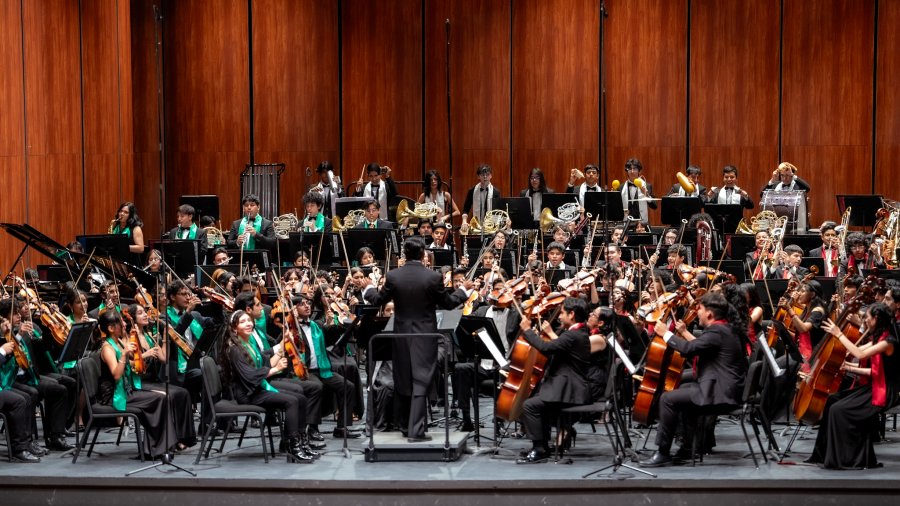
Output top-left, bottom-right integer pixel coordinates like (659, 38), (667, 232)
(0, 388), (34, 452)
(14, 374), (73, 437)
(272, 376), (323, 427)
(521, 397), (568, 445)
(304, 372), (353, 428)
(244, 389), (307, 438)
(452, 362), (491, 418)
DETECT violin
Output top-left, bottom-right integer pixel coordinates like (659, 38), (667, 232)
(282, 312), (309, 380)
(328, 299), (355, 323)
(10, 275), (71, 346)
(489, 275), (529, 309)
(198, 286), (235, 312)
(127, 274), (159, 320)
(1, 317), (31, 372)
(557, 267), (603, 294)
(121, 308), (145, 375)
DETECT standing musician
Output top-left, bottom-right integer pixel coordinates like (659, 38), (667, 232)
(313, 160), (344, 218)
(565, 164), (600, 207)
(810, 303), (899, 469)
(808, 221), (840, 277)
(354, 162), (397, 221)
(418, 169), (460, 224)
(706, 165), (754, 208)
(227, 194), (277, 251)
(167, 204), (209, 253)
(641, 292), (747, 467)
(361, 236), (472, 442)
(301, 192), (333, 233)
(354, 199), (395, 229)
(667, 165), (706, 197)
(110, 201), (146, 256)
(515, 297), (591, 464)
(0, 316), (44, 462)
(521, 167), (555, 224)
(462, 164), (502, 223)
(620, 158), (657, 222)
(761, 161), (811, 194)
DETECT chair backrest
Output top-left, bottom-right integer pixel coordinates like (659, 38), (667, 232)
(200, 355), (222, 404)
(741, 359), (764, 404)
(76, 354), (102, 400)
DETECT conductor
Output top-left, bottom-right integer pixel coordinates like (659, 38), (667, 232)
(361, 236), (473, 442)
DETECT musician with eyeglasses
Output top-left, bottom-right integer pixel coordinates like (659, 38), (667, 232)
(353, 199), (395, 230)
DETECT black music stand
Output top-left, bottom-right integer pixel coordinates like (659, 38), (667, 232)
(500, 197), (533, 230)
(59, 321), (97, 459)
(584, 191), (625, 222)
(754, 279), (789, 320)
(429, 248), (456, 267)
(343, 229), (397, 262)
(327, 315), (369, 459)
(153, 239), (200, 279)
(542, 193), (581, 217)
(705, 203), (744, 237)
(180, 195), (219, 221)
(286, 232), (335, 268)
(77, 234), (132, 263)
(335, 197), (371, 217)
(225, 249), (270, 271)
(836, 195), (883, 228)
(660, 197), (702, 226)
(454, 316), (503, 448)
(546, 267), (575, 287)
(727, 234), (757, 261)
(800, 257), (826, 276)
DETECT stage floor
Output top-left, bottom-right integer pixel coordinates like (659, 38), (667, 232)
(3, 399), (900, 506)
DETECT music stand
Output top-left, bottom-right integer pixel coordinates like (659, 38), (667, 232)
(546, 267), (574, 287)
(77, 234), (132, 263)
(584, 191), (625, 222)
(500, 197), (533, 230)
(755, 279), (789, 320)
(800, 257), (827, 276)
(660, 197), (702, 226)
(287, 232), (335, 268)
(429, 248), (456, 267)
(836, 195), (883, 228)
(59, 321), (97, 459)
(180, 195), (219, 221)
(705, 203), (744, 238)
(454, 316), (504, 448)
(335, 197), (371, 218)
(343, 229), (397, 262)
(152, 239), (200, 279)
(327, 314), (369, 459)
(542, 193), (581, 217)
(726, 233), (757, 261)
(225, 249), (270, 271)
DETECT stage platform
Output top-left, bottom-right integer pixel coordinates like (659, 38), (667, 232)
(3, 407), (900, 506)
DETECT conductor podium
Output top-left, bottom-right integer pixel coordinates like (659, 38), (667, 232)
(761, 190), (807, 233)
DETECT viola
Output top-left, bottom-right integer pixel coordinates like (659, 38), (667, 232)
(328, 299), (355, 323)
(198, 286), (234, 312)
(38, 303), (71, 346)
(121, 308), (145, 375)
(489, 275), (529, 309)
(282, 313), (309, 380)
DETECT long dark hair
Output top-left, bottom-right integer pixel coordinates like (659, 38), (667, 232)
(219, 310), (253, 389)
(423, 169), (444, 197)
(719, 284), (751, 350)
(527, 167), (548, 193)
(866, 302), (897, 342)
(114, 201), (143, 229)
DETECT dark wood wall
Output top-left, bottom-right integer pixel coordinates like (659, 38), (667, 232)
(1, 0), (896, 269)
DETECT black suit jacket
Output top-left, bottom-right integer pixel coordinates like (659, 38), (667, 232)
(761, 176), (811, 196)
(167, 226), (210, 255)
(706, 187), (754, 209)
(463, 186), (503, 216)
(521, 325), (591, 405)
(226, 217), (276, 250)
(353, 219), (395, 230)
(666, 323), (746, 406)
(365, 260), (467, 396)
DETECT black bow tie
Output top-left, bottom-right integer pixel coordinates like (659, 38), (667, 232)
(586, 186), (597, 191)
(479, 187), (487, 192)
(298, 320), (310, 326)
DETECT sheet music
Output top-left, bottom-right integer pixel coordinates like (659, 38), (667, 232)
(757, 335), (785, 377)
(607, 333), (636, 374)
(476, 328), (508, 368)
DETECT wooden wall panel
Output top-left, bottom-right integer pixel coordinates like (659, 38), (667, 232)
(689, 0), (779, 219)
(511, 0), (599, 199)
(82, 0), (134, 234)
(23, 0), (84, 251)
(252, 0), (339, 215)
(424, 0), (510, 222)
(341, 0), (422, 201)
(605, 0), (687, 224)
(0, 0), (26, 270)
(163, 0), (250, 225)
(875, 0), (900, 202)
(782, 0), (874, 225)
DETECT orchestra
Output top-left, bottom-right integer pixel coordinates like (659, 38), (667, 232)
(2, 160), (899, 475)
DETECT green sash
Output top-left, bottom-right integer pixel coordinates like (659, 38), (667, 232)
(242, 340), (278, 393)
(177, 223), (198, 240)
(105, 337), (142, 411)
(167, 306), (204, 373)
(238, 215), (263, 250)
(305, 321), (332, 379)
(0, 349), (17, 390)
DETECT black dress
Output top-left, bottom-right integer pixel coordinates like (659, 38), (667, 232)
(808, 331), (900, 469)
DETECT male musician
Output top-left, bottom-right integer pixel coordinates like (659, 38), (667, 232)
(1, 299), (75, 453)
(314, 161), (344, 218)
(516, 297), (591, 464)
(428, 222), (451, 250)
(807, 221), (839, 277)
(88, 280), (121, 320)
(839, 232), (885, 276)
(227, 194), (276, 251)
(164, 280), (212, 397)
(566, 164), (601, 206)
(0, 318), (42, 462)
(416, 219), (433, 240)
(772, 244), (809, 279)
(706, 165), (754, 209)
(746, 230), (776, 280)
(621, 158), (657, 222)
(353, 163), (397, 221)
(301, 192), (333, 233)
(666, 245), (689, 289)
(546, 242), (572, 272)
(212, 247), (231, 266)
(761, 162), (810, 195)
(452, 277), (522, 432)
(354, 199), (395, 229)
(641, 293), (747, 467)
(462, 164), (502, 223)
(361, 236), (472, 441)
(167, 204), (209, 252)
(666, 165), (706, 198)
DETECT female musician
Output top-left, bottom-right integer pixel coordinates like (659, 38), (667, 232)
(785, 280), (828, 369)
(809, 303), (899, 469)
(97, 311), (194, 457)
(125, 304), (165, 381)
(110, 202), (145, 255)
(520, 167), (555, 223)
(355, 247), (376, 268)
(417, 169), (460, 224)
(221, 310), (317, 463)
(211, 268), (237, 297)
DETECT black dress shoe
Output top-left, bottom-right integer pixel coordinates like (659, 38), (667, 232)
(673, 447), (698, 461)
(29, 442), (49, 457)
(12, 450), (41, 463)
(458, 420), (475, 432)
(307, 428), (326, 442)
(46, 436), (75, 452)
(515, 448), (549, 464)
(407, 434), (433, 443)
(332, 428), (361, 439)
(640, 451), (673, 468)
(63, 428), (77, 437)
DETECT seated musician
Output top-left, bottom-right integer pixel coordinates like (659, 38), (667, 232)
(416, 219), (433, 241)
(164, 280), (213, 402)
(761, 162), (810, 195)
(808, 221), (839, 277)
(516, 297), (592, 464)
(212, 247), (231, 266)
(354, 199), (395, 230)
(168, 204), (209, 252)
(809, 303), (899, 469)
(667, 165), (705, 198)
(746, 230), (775, 280)
(226, 194), (277, 251)
(479, 248), (508, 286)
(301, 191), (333, 233)
(771, 244), (808, 279)
(97, 311), (195, 457)
(839, 232), (885, 277)
(452, 277), (521, 432)
(429, 222), (451, 250)
(665, 245), (690, 289)
(641, 293), (747, 467)
(126, 304), (165, 382)
(545, 242), (572, 272)
(88, 280), (121, 320)
(706, 165), (753, 208)
(0, 316), (43, 463)
(221, 310), (318, 463)
(782, 280), (828, 370)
